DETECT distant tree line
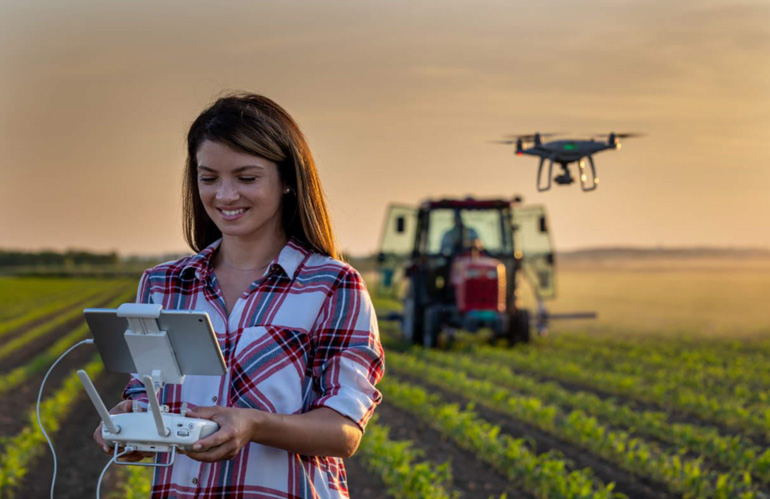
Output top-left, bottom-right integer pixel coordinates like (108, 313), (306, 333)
(0, 249), (119, 268)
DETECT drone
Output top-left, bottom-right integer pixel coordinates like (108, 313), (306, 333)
(494, 132), (643, 192)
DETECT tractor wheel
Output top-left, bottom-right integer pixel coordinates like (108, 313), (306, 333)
(402, 284), (424, 345)
(423, 305), (442, 348)
(508, 309), (531, 345)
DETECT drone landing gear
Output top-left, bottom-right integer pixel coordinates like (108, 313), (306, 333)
(577, 156), (598, 191)
(540, 158), (598, 192)
(537, 158), (555, 191)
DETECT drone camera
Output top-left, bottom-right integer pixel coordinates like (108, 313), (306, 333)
(554, 171), (574, 185)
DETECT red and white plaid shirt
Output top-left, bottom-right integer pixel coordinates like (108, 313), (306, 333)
(123, 237), (384, 499)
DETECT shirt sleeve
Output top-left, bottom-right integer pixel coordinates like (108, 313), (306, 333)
(309, 266), (385, 431)
(121, 270), (151, 405)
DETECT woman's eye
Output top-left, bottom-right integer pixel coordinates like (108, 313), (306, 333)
(238, 177), (257, 183)
(198, 177), (217, 184)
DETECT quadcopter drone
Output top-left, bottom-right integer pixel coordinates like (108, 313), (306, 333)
(494, 132), (643, 192)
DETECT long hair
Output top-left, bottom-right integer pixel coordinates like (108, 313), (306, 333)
(182, 93), (339, 259)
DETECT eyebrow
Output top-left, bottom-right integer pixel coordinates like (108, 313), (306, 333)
(197, 165), (264, 173)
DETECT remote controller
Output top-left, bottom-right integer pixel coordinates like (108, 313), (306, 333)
(103, 412), (219, 452)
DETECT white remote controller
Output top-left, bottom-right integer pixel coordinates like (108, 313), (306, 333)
(79, 369), (220, 457)
(103, 412), (219, 452)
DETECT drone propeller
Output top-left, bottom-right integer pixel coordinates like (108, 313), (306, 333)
(503, 132), (563, 141)
(590, 132), (645, 139)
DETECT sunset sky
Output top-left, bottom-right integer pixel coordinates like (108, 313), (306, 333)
(1, 0), (768, 256)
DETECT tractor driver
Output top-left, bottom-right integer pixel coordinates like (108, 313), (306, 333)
(440, 211), (480, 257)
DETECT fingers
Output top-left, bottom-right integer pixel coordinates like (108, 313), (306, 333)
(186, 406), (218, 420)
(109, 399), (132, 414)
(93, 424), (111, 454)
(190, 427), (228, 452)
(185, 441), (238, 462)
(118, 451), (149, 462)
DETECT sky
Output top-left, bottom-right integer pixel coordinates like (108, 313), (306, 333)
(0, 0), (768, 256)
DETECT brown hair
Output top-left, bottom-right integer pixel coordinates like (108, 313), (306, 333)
(182, 93), (339, 259)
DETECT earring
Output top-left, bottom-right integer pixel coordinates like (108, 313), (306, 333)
(284, 188), (291, 194)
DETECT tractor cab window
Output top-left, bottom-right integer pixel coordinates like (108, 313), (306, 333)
(426, 208), (508, 256)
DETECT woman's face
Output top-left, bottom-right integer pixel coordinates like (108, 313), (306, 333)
(196, 140), (286, 242)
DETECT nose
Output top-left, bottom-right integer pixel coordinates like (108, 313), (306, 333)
(215, 180), (239, 203)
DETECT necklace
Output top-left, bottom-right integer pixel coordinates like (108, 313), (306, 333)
(219, 253), (276, 273)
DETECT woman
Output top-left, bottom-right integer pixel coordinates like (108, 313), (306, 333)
(94, 93), (384, 498)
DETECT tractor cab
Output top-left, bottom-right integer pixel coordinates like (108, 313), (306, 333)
(377, 197), (555, 347)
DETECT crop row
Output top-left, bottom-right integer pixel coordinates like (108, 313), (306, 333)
(0, 280), (127, 341)
(387, 350), (762, 499)
(413, 347), (770, 485)
(543, 334), (770, 379)
(549, 332), (770, 360)
(380, 376), (621, 499)
(0, 277), (116, 322)
(110, 466), (153, 499)
(0, 283), (132, 362)
(534, 337), (770, 404)
(471, 345), (770, 439)
(0, 289), (136, 396)
(0, 356), (104, 498)
(356, 417), (457, 499)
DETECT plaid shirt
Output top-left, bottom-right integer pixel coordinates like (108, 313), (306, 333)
(123, 237), (384, 499)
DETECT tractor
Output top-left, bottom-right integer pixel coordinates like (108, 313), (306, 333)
(376, 197), (558, 347)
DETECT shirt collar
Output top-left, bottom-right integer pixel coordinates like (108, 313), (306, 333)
(181, 236), (312, 282)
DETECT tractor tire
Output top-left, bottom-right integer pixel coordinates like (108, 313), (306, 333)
(508, 309), (531, 345)
(402, 285), (424, 345)
(423, 305), (442, 348)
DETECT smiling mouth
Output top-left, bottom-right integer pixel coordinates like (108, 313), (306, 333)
(218, 208), (248, 217)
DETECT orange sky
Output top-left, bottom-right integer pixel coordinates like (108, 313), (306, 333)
(0, 0), (768, 256)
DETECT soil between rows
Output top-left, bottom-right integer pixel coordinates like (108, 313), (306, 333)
(390, 371), (678, 499)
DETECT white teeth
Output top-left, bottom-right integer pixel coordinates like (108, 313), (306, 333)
(222, 209), (246, 216)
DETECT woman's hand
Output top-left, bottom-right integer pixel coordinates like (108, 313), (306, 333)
(92, 399), (154, 462)
(183, 406), (260, 462)
(184, 406), (361, 460)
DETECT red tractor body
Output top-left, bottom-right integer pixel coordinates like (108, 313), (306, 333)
(451, 255), (506, 313)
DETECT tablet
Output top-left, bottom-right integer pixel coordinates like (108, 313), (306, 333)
(83, 308), (227, 376)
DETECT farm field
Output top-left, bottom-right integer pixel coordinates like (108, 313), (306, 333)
(1, 257), (769, 499)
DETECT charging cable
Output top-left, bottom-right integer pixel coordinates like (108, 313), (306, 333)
(96, 446), (135, 499)
(36, 338), (94, 499)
